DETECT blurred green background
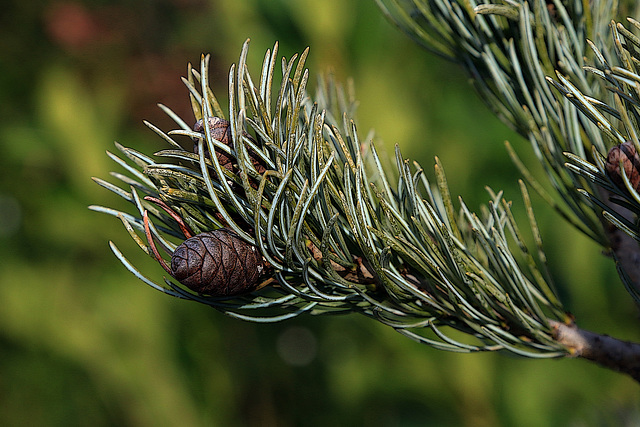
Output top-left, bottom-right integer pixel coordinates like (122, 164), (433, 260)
(1, 0), (639, 425)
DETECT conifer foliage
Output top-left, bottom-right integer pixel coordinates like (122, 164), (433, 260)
(92, 1), (640, 381)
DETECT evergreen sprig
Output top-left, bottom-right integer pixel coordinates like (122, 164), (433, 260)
(551, 18), (640, 303)
(375, 0), (640, 301)
(91, 1), (640, 380)
(376, 0), (615, 244)
(92, 40), (568, 357)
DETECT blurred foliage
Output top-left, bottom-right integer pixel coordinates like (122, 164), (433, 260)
(0, 0), (638, 426)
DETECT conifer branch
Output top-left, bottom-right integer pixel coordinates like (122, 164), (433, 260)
(89, 2), (640, 381)
(92, 40), (571, 358)
(376, 0), (640, 304)
(551, 20), (640, 302)
(376, 0), (615, 241)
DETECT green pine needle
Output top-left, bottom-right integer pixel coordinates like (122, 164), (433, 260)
(93, 39), (569, 357)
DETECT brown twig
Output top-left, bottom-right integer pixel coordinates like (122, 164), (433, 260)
(550, 320), (640, 382)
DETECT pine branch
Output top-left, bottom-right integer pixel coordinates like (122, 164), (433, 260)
(551, 19), (640, 303)
(375, 0), (640, 306)
(376, 0), (617, 245)
(91, 40), (572, 358)
(89, 3), (640, 380)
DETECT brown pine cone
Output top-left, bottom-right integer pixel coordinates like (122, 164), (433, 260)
(171, 228), (266, 296)
(193, 117), (267, 175)
(193, 117), (235, 172)
(605, 141), (640, 192)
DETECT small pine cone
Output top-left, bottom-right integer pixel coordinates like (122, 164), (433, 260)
(193, 117), (267, 175)
(605, 141), (640, 192)
(170, 228), (266, 296)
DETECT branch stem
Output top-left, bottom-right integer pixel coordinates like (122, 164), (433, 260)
(550, 320), (640, 382)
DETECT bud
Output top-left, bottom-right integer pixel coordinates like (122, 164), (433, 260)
(193, 117), (267, 175)
(171, 228), (266, 296)
(605, 141), (640, 192)
(193, 117), (235, 172)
